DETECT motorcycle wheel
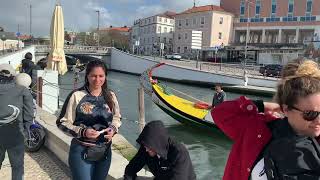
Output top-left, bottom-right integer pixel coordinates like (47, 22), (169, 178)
(25, 128), (45, 152)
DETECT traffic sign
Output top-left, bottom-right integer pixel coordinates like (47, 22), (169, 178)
(16, 32), (21, 37)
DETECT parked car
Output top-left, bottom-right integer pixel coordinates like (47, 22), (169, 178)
(165, 53), (182, 60)
(259, 64), (283, 77)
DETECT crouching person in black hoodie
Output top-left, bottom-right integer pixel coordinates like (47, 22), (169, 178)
(124, 121), (196, 180)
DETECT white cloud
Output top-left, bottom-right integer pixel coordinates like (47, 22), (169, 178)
(0, 0), (221, 36)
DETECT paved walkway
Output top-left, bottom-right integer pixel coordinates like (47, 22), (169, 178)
(0, 148), (70, 180)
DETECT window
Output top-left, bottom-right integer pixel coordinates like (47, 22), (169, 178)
(178, 34), (181, 40)
(149, 18), (151, 23)
(219, 17), (223, 24)
(306, 0), (312, 13)
(170, 28), (173, 33)
(177, 47), (181, 53)
(240, 0), (245, 16)
(193, 18), (197, 25)
(163, 37), (167, 43)
(158, 26), (161, 33)
(256, 0), (261, 16)
(158, 37), (160, 42)
(164, 27), (167, 33)
(145, 19), (147, 24)
(186, 19), (189, 26)
(185, 33), (188, 39)
(200, 17), (205, 24)
(153, 17), (156, 22)
(178, 20), (182, 26)
(288, 0), (294, 16)
(271, 0), (277, 15)
(159, 17), (162, 22)
(219, 32), (222, 39)
(170, 19), (174, 24)
(184, 47), (188, 53)
(148, 26), (150, 33)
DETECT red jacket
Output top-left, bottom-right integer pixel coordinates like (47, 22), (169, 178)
(211, 96), (278, 180)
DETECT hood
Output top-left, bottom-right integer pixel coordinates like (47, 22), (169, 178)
(0, 80), (15, 94)
(136, 121), (169, 159)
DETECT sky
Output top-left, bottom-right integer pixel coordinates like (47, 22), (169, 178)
(0, 0), (220, 37)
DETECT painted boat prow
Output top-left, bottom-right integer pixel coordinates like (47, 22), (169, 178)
(140, 63), (218, 130)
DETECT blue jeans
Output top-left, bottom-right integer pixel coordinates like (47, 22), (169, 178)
(68, 139), (112, 180)
(0, 144), (24, 180)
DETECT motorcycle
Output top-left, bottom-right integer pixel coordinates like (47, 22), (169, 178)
(24, 119), (46, 152)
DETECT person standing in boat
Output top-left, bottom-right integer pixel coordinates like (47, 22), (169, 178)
(212, 59), (320, 180)
(123, 120), (196, 180)
(212, 84), (226, 107)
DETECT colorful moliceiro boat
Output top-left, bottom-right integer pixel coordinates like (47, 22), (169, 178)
(140, 63), (217, 129)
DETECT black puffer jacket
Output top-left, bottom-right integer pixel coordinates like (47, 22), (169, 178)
(264, 119), (320, 179)
(124, 121), (196, 180)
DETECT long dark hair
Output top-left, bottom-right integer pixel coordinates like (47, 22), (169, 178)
(83, 60), (114, 112)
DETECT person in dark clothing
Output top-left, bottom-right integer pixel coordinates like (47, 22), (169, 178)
(21, 52), (35, 77)
(0, 64), (34, 180)
(212, 84), (226, 107)
(124, 121), (196, 180)
(36, 53), (49, 70)
(21, 52), (41, 88)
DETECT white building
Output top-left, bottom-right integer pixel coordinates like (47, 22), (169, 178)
(174, 5), (234, 59)
(131, 11), (176, 55)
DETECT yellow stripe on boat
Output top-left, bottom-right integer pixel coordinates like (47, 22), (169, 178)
(153, 84), (209, 119)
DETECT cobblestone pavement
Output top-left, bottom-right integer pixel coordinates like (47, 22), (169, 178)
(0, 147), (70, 180)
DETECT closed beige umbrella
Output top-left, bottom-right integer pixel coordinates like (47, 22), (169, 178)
(46, 4), (67, 75)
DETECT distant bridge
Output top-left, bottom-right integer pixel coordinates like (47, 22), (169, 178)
(35, 45), (111, 56)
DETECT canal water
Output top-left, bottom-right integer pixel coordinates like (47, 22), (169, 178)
(59, 71), (272, 180)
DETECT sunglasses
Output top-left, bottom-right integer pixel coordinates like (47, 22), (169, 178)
(291, 106), (320, 121)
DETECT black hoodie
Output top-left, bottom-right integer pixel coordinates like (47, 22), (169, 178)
(124, 121), (196, 180)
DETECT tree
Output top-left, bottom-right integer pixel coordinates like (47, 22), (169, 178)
(99, 30), (129, 50)
(77, 32), (97, 46)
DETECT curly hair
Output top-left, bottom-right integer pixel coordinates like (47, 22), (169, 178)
(275, 59), (320, 110)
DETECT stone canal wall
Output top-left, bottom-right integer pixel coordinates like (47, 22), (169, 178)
(0, 46), (35, 70)
(110, 48), (278, 88)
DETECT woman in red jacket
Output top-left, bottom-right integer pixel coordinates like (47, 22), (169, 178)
(212, 59), (320, 180)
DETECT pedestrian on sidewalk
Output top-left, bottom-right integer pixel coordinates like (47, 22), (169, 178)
(124, 120), (196, 180)
(0, 64), (34, 180)
(57, 60), (121, 180)
(211, 84), (226, 108)
(212, 59), (320, 180)
(243, 70), (248, 86)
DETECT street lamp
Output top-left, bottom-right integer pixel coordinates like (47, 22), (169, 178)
(244, 0), (254, 70)
(95, 10), (100, 47)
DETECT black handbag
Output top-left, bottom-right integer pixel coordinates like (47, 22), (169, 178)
(83, 142), (111, 162)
